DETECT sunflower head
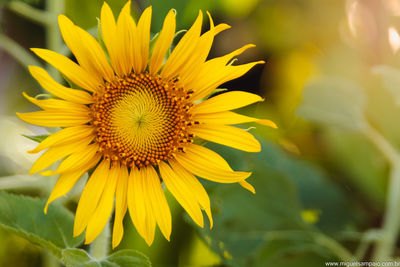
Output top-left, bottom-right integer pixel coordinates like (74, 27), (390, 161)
(91, 73), (195, 168)
(17, 1), (275, 248)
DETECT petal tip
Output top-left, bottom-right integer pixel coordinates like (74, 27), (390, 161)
(44, 201), (49, 214)
(41, 170), (55, 176)
(257, 119), (278, 129)
(57, 14), (68, 22)
(101, 1), (111, 10)
(111, 237), (121, 249)
(27, 65), (38, 73)
(73, 224), (84, 238)
(170, 8), (177, 16)
(144, 238), (154, 246)
(30, 48), (42, 54)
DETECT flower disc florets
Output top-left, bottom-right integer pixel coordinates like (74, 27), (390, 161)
(91, 73), (195, 168)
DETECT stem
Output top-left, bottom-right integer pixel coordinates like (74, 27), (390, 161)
(45, 0), (64, 82)
(312, 232), (355, 261)
(43, 250), (59, 267)
(261, 230), (355, 261)
(8, 1), (51, 26)
(365, 125), (400, 260)
(90, 220), (110, 259)
(0, 34), (42, 67)
(354, 230), (381, 260)
(365, 125), (400, 164)
(373, 166), (400, 260)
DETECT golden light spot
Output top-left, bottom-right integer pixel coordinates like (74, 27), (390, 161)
(389, 26), (400, 53)
(301, 209), (320, 224)
(91, 73), (196, 168)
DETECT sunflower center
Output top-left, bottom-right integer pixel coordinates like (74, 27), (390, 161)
(91, 73), (195, 168)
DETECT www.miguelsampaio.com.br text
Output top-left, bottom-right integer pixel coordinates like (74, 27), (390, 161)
(325, 262), (400, 266)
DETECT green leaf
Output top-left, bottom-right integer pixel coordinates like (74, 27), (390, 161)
(104, 250), (151, 267)
(373, 65), (400, 106)
(0, 191), (83, 259)
(297, 77), (367, 131)
(22, 134), (49, 143)
(62, 249), (99, 267)
(62, 248), (151, 267)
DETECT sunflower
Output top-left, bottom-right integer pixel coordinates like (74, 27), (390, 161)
(17, 1), (275, 248)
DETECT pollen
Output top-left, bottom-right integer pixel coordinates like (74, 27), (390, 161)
(91, 73), (195, 168)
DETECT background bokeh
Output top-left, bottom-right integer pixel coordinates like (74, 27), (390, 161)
(1, 0), (400, 266)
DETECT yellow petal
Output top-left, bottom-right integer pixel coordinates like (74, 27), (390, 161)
(181, 144), (256, 194)
(191, 124), (261, 152)
(28, 125), (94, 154)
(31, 48), (101, 92)
(134, 6), (152, 73)
(169, 159), (213, 228)
(28, 66), (93, 104)
(127, 167), (156, 246)
(17, 110), (91, 127)
(202, 44), (256, 71)
(112, 165), (129, 248)
(43, 144), (100, 175)
(161, 11), (203, 80)
(187, 45), (255, 99)
(44, 169), (87, 214)
(159, 161), (204, 228)
(22, 92), (89, 113)
(116, 1), (135, 76)
(177, 11), (214, 85)
(85, 163), (119, 244)
(142, 205), (156, 246)
(74, 160), (110, 237)
(149, 9), (176, 74)
(127, 168), (145, 238)
(194, 111), (276, 128)
(101, 2), (124, 76)
(29, 135), (94, 174)
(238, 180), (255, 194)
(58, 15), (114, 83)
(192, 91), (264, 114)
(257, 119), (278, 128)
(190, 49), (264, 101)
(179, 12), (230, 87)
(144, 166), (172, 241)
(174, 144), (251, 183)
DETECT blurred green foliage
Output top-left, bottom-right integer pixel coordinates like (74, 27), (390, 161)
(196, 138), (361, 266)
(0, 191), (83, 258)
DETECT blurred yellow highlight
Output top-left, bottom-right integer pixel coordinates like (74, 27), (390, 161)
(301, 209), (321, 224)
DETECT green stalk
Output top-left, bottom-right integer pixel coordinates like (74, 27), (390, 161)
(45, 0), (64, 82)
(91, 220), (110, 259)
(365, 125), (400, 260)
(260, 230), (354, 261)
(0, 34), (42, 67)
(312, 232), (355, 261)
(8, 1), (51, 26)
(43, 250), (59, 267)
